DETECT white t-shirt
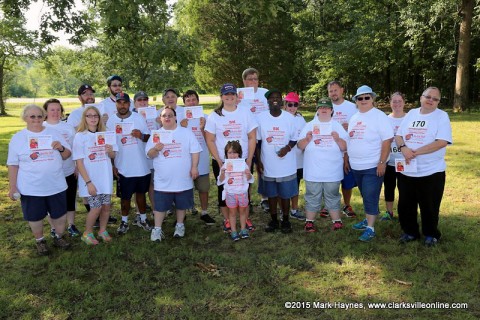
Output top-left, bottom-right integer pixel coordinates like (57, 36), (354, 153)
(347, 108), (394, 170)
(66, 105), (85, 129)
(217, 161), (254, 198)
(146, 126), (202, 192)
(332, 100), (357, 127)
(183, 114), (210, 176)
(387, 114), (406, 166)
(396, 108), (452, 177)
(7, 127), (68, 196)
(238, 87), (269, 119)
(106, 112), (150, 177)
(157, 105), (186, 125)
(257, 110), (297, 178)
(72, 131), (118, 197)
(43, 121), (76, 176)
(205, 107), (258, 162)
(292, 114), (307, 169)
(300, 119), (347, 182)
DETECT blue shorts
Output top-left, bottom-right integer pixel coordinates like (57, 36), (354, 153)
(119, 173), (151, 200)
(352, 168), (383, 215)
(21, 190), (67, 222)
(341, 169), (357, 190)
(154, 189), (194, 212)
(262, 175), (299, 200)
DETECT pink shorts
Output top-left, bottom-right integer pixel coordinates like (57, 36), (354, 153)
(225, 192), (249, 209)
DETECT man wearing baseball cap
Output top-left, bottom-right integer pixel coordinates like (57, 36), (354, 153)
(106, 92), (152, 236)
(67, 84), (96, 129)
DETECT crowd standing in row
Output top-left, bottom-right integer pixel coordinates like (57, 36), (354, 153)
(7, 69), (452, 255)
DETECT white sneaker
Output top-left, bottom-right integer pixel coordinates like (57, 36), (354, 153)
(150, 228), (164, 242)
(173, 224), (185, 238)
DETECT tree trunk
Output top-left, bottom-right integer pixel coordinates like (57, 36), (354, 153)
(0, 55), (6, 116)
(453, 0), (474, 113)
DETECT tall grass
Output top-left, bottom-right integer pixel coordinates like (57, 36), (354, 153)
(0, 104), (478, 319)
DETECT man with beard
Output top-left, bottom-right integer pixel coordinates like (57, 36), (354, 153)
(67, 84), (96, 129)
(327, 81), (358, 218)
(100, 75), (133, 122)
(106, 92), (152, 235)
(256, 90), (298, 233)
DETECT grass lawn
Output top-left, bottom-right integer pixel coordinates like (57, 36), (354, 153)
(0, 103), (479, 319)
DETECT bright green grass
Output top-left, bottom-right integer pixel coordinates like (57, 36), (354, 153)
(0, 106), (479, 319)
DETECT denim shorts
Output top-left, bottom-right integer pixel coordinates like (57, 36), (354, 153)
(262, 175), (299, 199)
(304, 181), (341, 213)
(352, 167), (383, 215)
(341, 169), (357, 189)
(154, 189), (194, 212)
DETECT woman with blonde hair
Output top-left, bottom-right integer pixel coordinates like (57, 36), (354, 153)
(73, 106), (117, 245)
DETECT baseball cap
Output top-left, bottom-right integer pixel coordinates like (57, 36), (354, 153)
(264, 89), (281, 99)
(284, 92), (300, 103)
(317, 98), (333, 108)
(163, 88), (179, 97)
(220, 83), (237, 95)
(134, 91), (148, 101)
(78, 84), (95, 96)
(115, 92), (130, 102)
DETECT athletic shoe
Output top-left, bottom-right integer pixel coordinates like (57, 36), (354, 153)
(319, 208), (329, 218)
(191, 207), (199, 215)
(67, 224), (80, 237)
(230, 231), (240, 241)
(53, 236), (71, 250)
(424, 236), (438, 247)
(246, 218), (255, 231)
(359, 228), (376, 242)
(380, 211), (394, 221)
(174, 224), (185, 238)
(342, 205), (357, 218)
(134, 218), (152, 231)
(200, 214), (216, 226)
(238, 229), (248, 239)
(133, 214), (141, 225)
(260, 200), (270, 212)
(98, 230), (112, 242)
(36, 240), (49, 256)
(117, 221), (129, 235)
(290, 210), (306, 221)
(304, 221), (316, 233)
(81, 232), (99, 246)
(352, 218), (368, 230)
(223, 219), (232, 233)
(281, 220), (293, 234)
(108, 216), (118, 224)
(265, 220), (279, 232)
(332, 221), (344, 231)
(399, 233), (417, 244)
(50, 228), (56, 238)
(151, 228), (165, 242)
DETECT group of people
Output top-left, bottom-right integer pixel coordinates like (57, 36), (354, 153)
(7, 69), (452, 255)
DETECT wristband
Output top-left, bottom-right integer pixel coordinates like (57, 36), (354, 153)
(85, 180), (92, 185)
(398, 144), (406, 151)
(286, 145), (292, 151)
(59, 146), (65, 153)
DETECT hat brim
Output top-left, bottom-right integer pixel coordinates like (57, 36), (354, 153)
(221, 89), (237, 95)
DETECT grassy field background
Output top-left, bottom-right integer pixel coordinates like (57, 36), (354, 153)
(0, 101), (479, 319)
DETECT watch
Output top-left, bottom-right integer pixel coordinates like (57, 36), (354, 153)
(398, 144), (406, 151)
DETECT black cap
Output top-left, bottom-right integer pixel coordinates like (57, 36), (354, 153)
(78, 84), (95, 96)
(163, 88), (178, 97)
(134, 91), (149, 101)
(115, 92), (130, 102)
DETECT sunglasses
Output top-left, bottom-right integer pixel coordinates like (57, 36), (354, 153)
(286, 103), (299, 108)
(356, 96), (371, 101)
(422, 95), (440, 102)
(28, 115), (44, 119)
(85, 114), (100, 119)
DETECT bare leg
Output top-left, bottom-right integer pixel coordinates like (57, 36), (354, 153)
(228, 207), (238, 232)
(291, 195), (299, 211)
(50, 214), (67, 235)
(29, 220), (45, 239)
(176, 209), (186, 224)
(199, 191), (209, 211)
(342, 188), (352, 206)
(239, 207), (248, 230)
(98, 204), (110, 233)
(153, 211), (166, 228)
(85, 207), (102, 234)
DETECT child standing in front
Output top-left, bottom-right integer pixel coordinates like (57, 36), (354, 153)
(217, 141), (254, 241)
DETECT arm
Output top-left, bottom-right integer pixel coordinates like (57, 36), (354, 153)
(331, 131), (347, 152)
(297, 131), (313, 150)
(376, 139), (391, 177)
(255, 140), (264, 175)
(246, 128), (257, 168)
(413, 139), (448, 156)
(131, 129), (150, 143)
(75, 158), (97, 196)
(277, 140), (297, 158)
(205, 131), (223, 169)
(8, 165), (19, 200)
(190, 152), (199, 180)
(395, 135), (415, 162)
(52, 140), (72, 160)
(147, 143), (164, 159)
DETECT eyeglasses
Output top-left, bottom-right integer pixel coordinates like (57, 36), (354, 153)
(286, 103), (299, 108)
(161, 114), (175, 118)
(422, 95), (440, 102)
(28, 115), (44, 119)
(356, 96), (371, 101)
(85, 114), (100, 119)
(245, 77), (258, 81)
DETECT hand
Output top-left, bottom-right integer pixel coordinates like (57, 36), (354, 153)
(190, 167), (199, 180)
(306, 131), (313, 142)
(245, 168), (252, 179)
(154, 143), (164, 152)
(102, 113), (109, 124)
(342, 122), (348, 130)
(113, 166), (119, 179)
(8, 187), (20, 201)
(131, 129), (142, 139)
(277, 146), (290, 158)
(401, 147), (415, 164)
(105, 144), (113, 153)
(199, 117), (206, 130)
(257, 162), (264, 175)
(180, 119), (189, 128)
(331, 131), (339, 141)
(51, 140), (63, 151)
(343, 158), (351, 174)
(87, 182), (97, 196)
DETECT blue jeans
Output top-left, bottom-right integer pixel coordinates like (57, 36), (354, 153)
(352, 167), (384, 215)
